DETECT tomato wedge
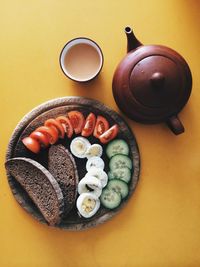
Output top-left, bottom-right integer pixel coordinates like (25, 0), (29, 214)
(81, 113), (96, 137)
(35, 126), (59, 144)
(56, 116), (73, 138)
(68, 111), (85, 134)
(44, 118), (65, 139)
(30, 131), (49, 147)
(99, 124), (119, 144)
(93, 115), (109, 139)
(22, 137), (40, 153)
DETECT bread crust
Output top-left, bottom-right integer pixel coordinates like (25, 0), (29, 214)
(48, 145), (79, 216)
(5, 157), (64, 226)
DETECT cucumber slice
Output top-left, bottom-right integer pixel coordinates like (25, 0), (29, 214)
(107, 179), (129, 199)
(100, 188), (121, 209)
(109, 154), (132, 170)
(108, 167), (131, 183)
(108, 171), (115, 180)
(106, 139), (129, 158)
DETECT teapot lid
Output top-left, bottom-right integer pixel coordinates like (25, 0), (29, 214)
(113, 45), (192, 124)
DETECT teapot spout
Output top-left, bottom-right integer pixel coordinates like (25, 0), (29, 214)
(125, 26), (142, 52)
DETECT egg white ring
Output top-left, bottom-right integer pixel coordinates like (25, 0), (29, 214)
(78, 176), (102, 197)
(70, 137), (91, 158)
(86, 167), (108, 188)
(86, 156), (105, 171)
(76, 193), (100, 218)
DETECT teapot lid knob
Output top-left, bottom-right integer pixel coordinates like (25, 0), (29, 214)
(150, 72), (165, 89)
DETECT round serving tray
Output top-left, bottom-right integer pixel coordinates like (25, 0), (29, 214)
(6, 96), (140, 230)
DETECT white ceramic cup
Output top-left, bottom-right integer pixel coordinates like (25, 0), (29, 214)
(59, 38), (103, 82)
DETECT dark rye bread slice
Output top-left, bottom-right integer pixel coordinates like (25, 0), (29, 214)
(5, 157), (64, 226)
(48, 145), (79, 216)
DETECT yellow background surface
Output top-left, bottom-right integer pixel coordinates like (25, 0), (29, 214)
(1, 1), (200, 266)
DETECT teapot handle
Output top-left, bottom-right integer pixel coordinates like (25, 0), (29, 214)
(167, 115), (185, 135)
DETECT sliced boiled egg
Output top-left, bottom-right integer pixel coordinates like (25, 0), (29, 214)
(86, 156), (105, 171)
(85, 167), (108, 188)
(76, 193), (100, 218)
(78, 176), (102, 197)
(85, 144), (103, 158)
(70, 137), (91, 158)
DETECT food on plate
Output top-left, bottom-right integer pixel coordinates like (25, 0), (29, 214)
(70, 137), (91, 158)
(78, 176), (102, 197)
(48, 144), (79, 215)
(106, 139), (132, 185)
(22, 137), (41, 153)
(30, 131), (49, 148)
(85, 144), (103, 158)
(109, 154), (132, 171)
(16, 106), (133, 223)
(21, 110), (119, 154)
(86, 156), (105, 171)
(93, 115), (109, 139)
(76, 192), (100, 218)
(56, 116), (73, 138)
(108, 167), (131, 183)
(107, 179), (129, 199)
(35, 126), (59, 144)
(100, 188), (121, 209)
(68, 111), (85, 134)
(44, 118), (65, 139)
(99, 124), (119, 144)
(85, 167), (108, 187)
(106, 139), (129, 158)
(102, 148), (131, 209)
(5, 157), (64, 226)
(81, 113), (96, 137)
(100, 172), (130, 209)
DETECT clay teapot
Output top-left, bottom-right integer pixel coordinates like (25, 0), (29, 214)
(112, 27), (192, 135)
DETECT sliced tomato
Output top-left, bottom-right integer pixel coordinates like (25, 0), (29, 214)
(35, 126), (59, 144)
(81, 113), (96, 137)
(44, 118), (65, 139)
(93, 115), (109, 139)
(99, 124), (119, 144)
(30, 131), (49, 147)
(22, 137), (40, 153)
(68, 111), (85, 134)
(56, 116), (73, 138)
